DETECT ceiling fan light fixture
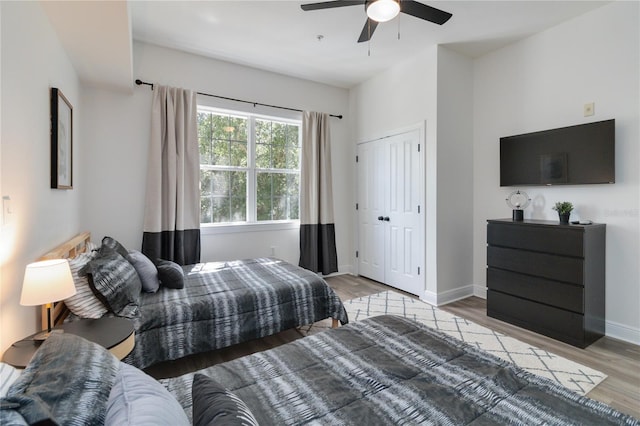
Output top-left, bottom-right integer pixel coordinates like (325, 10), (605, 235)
(366, 0), (400, 23)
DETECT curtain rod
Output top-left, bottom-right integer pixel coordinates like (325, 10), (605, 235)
(135, 79), (343, 119)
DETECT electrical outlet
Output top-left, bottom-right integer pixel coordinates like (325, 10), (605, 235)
(584, 102), (595, 117)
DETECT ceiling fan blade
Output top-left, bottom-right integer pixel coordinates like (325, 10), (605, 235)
(400, 0), (452, 25)
(301, 0), (364, 12)
(357, 18), (379, 43)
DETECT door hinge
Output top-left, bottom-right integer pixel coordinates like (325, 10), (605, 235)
(356, 155), (359, 163)
(356, 203), (359, 210)
(418, 205), (420, 214)
(356, 251), (359, 258)
(418, 266), (421, 275)
(418, 144), (420, 152)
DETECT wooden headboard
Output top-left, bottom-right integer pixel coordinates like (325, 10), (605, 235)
(38, 232), (91, 328)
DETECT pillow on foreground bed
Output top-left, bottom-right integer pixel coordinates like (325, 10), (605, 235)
(192, 374), (259, 426)
(83, 248), (142, 318)
(0, 333), (189, 426)
(155, 259), (185, 289)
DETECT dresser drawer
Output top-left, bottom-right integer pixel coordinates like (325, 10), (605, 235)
(487, 290), (586, 347)
(487, 223), (584, 257)
(487, 246), (584, 285)
(487, 268), (584, 313)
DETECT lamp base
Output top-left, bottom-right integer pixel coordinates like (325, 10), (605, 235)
(512, 209), (524, 221)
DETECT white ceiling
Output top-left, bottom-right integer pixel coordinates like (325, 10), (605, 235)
(44, 1), (609, 90)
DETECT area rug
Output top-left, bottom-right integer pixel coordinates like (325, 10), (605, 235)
(342, 290), (606, 396)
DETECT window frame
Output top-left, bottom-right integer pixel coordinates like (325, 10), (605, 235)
(197, 105), (302, 233)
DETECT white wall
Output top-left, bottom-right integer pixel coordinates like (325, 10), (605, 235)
(435, 46), (474, 302)
(350, 46), (475, 304)
(81, 42), (352, 271)
(0, 2), (82, 352)
(472, 1), (640, 343)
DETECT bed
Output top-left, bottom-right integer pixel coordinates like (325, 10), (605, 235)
(2, 315), (638, 425)
(43, 232), (348, 369)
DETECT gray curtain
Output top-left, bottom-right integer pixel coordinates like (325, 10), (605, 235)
(142, 85), (201, 265)
(299, 111), (338, 274)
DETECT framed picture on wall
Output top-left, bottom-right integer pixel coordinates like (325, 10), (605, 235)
(50, 87), (73, 189)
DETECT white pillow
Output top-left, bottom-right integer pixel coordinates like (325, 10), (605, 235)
(0, 362), (21, 397)
(64, 251), (109, 318)
(106, 363), (189, 425)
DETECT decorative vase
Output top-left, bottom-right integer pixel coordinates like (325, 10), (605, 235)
(559, 213), (570, 224)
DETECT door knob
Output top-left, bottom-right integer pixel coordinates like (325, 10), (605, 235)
(377, 216), (384, 221)
(383, 217), (390, 222)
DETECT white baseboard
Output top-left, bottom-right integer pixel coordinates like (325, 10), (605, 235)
(422, 285), (475, 307)
(605, 319), (640, 345)
(473, 285), (487, 299)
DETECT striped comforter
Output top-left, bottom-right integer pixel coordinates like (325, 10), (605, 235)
(122, 258), (348, 369)
(163, 315), (639, 425)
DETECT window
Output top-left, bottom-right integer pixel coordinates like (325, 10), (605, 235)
(198, 107), (301, 226)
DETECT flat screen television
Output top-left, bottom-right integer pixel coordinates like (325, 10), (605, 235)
(500, 119), (615, 186)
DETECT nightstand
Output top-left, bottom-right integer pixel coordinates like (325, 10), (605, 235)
(2, 317), (135, 368)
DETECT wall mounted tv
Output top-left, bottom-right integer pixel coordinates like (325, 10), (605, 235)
(500, 119), (615, 186)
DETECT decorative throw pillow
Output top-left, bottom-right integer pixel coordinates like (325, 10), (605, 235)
(1, 333), (120, 425)
(106, 363), (189, 425)
(192, 374), (260, 426)
(127, 250), (160, 293)
(156, 259), (185, 289)
(101, 236), (129, 259)
(64, 251), (109, 318)
(83, 250), (142, 318)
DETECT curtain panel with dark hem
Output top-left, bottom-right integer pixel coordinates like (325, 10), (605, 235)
(299, 111), (338, 275)
(142, 85), (201, 265)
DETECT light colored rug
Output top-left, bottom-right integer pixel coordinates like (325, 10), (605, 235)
(341, 290), (606, 396)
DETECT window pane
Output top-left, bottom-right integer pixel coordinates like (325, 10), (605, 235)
(230, 142), (247, 167)
(256, 143), (270, 168)
(212, 171), (229, 196)
(212, 197), (230, 223)
(212, 140), (229, 166)
(200, 170), (213, 196)
(256, 119), (271, 144)
(231, 197), (246, 222)
(286, 124), (299, 147)
(201, 197), (212, 224)
(229, 171), (246, 198)
(286, 146), (299, 169)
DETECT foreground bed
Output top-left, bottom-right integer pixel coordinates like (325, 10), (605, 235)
(47, 233), (348, 369)
(2, 315), (638, 425)
(163, 315), (638, 425)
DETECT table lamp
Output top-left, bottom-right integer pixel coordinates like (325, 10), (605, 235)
(20, 259), (76, 340)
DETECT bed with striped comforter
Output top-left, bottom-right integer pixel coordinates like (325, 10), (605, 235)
(122, 257), (348, 369)
(163, 315), (639, 425)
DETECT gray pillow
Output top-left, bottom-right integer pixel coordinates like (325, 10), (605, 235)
(127, 250), (160, 293)
(84, 250), (142, 318)
(156, 259), (185, 289)
(192, 374), (259, 426)
(106, 363), (189, 425)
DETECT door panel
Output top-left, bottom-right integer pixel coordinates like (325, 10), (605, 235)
(358, 128), (424, 296)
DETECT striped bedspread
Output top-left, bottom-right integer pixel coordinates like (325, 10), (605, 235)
(123, 258), (348, 369)
(163, 315), (639, 425)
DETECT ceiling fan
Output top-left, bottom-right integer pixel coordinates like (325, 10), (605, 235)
(300, 0), (453, 43)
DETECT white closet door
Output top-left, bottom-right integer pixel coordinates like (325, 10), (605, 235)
(357, 141), (385, 283)
(357, 129), (423, 296)
(385, 130), (422, 295)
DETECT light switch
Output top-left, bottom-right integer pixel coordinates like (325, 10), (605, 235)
(584, 102), (595, 117)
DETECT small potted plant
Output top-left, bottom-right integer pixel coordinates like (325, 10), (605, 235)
(552, 201), (574, 224)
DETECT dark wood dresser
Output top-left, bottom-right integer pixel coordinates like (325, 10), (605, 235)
(486, 219), (606, 348)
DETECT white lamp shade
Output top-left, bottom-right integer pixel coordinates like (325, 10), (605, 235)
(20, 259), (76, 306)
(366, 0), (400, 22)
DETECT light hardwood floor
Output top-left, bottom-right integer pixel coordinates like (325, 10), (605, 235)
(146, 274), (640, 419)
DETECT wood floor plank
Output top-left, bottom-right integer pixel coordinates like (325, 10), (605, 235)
(147, 274), (640, 419)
